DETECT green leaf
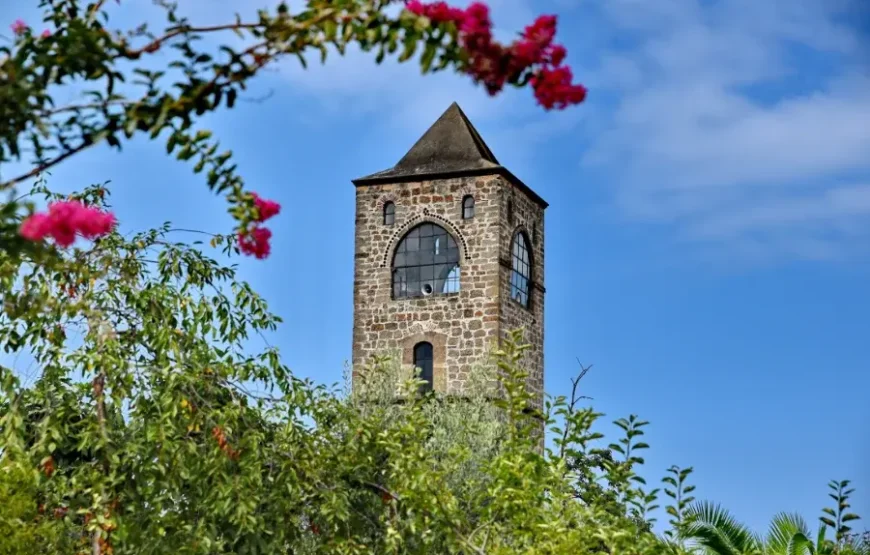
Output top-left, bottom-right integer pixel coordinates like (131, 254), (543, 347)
(323, 19), (337, 40)
(398, 38), (417, 63)
(420, 42), (437, 73)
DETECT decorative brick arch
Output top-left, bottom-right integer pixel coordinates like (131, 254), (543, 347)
(375, 193), (398, 209)
(380, 210), (471, 268)
(512, 223), (532, 244)
(457, 184), (475, 199)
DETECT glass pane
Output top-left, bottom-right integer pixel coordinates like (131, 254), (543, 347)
(420, 235), (435, 257)
(404, 250), (420, 267)
(443, 266), (460, 293)
(421, 265), (434, 282)
(463, 196), (475, 219)
(510, 232), (531, 307)
(414, 342), (433, 360)
(393, 269), (406, 298)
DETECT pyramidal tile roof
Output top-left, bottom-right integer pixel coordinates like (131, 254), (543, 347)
(353, 102), (547, 208)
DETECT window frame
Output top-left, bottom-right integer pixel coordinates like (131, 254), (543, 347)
(383, 201), (396, 226)
(413, 341), (434, 394)
(509, 230), (532, 309)
(461, 195), (475, 220)
(391, 222), (461, 300)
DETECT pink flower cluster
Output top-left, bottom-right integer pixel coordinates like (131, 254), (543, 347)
(10, 19), (27, 35)
(405, 1), (587, 109)
(10, 19), (51, 38)
(237, 192), (280, 259)
(19, 200), (117, 247)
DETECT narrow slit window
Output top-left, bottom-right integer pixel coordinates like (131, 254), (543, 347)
(413, 341), (434, 393)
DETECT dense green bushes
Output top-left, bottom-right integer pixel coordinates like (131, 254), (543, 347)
(1, 192), (866, 553)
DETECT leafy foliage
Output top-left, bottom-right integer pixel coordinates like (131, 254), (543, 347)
(821, 480), (862, 545)
(1, 183), (868, 554)
(664, 465), (697, 541)
(0, 184), (659, 553)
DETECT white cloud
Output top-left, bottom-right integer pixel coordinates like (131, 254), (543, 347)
(579, 0), (870, 261)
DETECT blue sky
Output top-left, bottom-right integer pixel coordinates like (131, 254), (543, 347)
(3, 0), (870, 536)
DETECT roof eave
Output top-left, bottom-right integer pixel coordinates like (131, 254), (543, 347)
(352, 166), (548, 209)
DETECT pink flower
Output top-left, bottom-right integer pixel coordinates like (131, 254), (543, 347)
(19, 214), (51, 241)
(10, 19), (27, 35)
(41, 29), (51, 38)
(459, 3), (493, 50)
(405, 0), (426, 15)
(530, 66), (587, 110)
(548, 44), (567, 66)
(406, 1), (587, 109)
(250, 192), (281, 222)
(406, 0), (464, 23)
(238, 226), (272, 259)
(19, 200), (116, 248)
(425, 2), (465, 23)
(510, 39), (544, 68)
(522, 15), (557, 47)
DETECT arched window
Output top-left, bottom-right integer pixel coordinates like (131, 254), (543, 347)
(510, 231), (531, 307)
(413, 341), (433, 393)
(383, 201), (395, 226)
(392, 223), (460, 299)
(462, 195), (475, 219)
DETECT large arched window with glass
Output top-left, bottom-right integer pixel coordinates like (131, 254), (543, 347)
(510, 231), (531, 307)
(413, 341), (433, 393)
(392, 223), (460, 299)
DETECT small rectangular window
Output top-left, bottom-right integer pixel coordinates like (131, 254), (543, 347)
(383, 202), (395, 226)
(462, 196), (475, 219)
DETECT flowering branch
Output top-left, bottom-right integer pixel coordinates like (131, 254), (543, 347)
(1, 0), (586, 261)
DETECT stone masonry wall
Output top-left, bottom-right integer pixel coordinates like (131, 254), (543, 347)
(352, 175), (504, 394)
(497, 178), (545, 408)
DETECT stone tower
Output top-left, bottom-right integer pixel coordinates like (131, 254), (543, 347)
(351, 102), (546, 406)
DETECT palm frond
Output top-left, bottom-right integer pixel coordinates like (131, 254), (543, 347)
(767, 512), (812, 555)
(683, 501), (761, 555)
